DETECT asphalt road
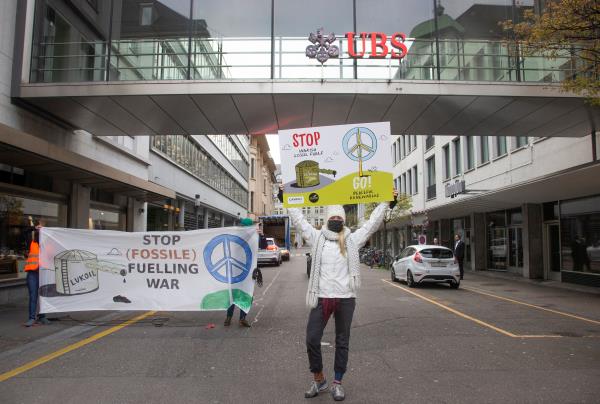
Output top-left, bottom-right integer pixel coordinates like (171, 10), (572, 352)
(1, 249), (600, 403)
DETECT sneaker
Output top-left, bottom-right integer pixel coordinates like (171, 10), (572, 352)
(24, 319), (36, 327)
(331, 383), (345, 401)
(38, 317), (51, 325)
(239, 319), (251, 328)
(224, 316), (232, 326)
(305, 380), (328, 398)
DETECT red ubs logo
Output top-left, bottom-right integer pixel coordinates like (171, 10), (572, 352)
(345, 32), (408, 59)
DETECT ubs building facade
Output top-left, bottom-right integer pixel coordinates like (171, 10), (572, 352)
(4, 0), (599, 288)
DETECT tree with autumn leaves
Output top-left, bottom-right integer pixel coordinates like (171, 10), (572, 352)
(503, 0), (599, 105)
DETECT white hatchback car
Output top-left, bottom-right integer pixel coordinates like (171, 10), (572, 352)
(391, 245), (461, 289)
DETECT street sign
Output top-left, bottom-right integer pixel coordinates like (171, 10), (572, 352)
(445, 180), (466, 198)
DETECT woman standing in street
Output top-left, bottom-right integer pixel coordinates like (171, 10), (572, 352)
(279, 186), (397, 401)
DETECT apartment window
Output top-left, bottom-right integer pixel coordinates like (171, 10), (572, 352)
(480, 136), (489, 164)
(407, 135), (412, 153)
(453, 138), (462, 176)
(425, 135), (435, 150)
(250, 158), (255, 178)
(426, 156), (436, 199)
(496, 136), (507, 157)
(412, 135), (417, 150)
(140, 4), (154, 26)
(407, 171), (412, 195)
(392, 142), (397, 164)
(263, 203), (266, 215)
(250, 191), (254, 212)
(402, 173), (407, 194)
(516, 136), (528, 148)
(412, 165), (418, 194)
(397, 176), (402, 192)
(402, 136), (406, 158)
(466, 136), (474, 170)
(263, 178), (266, 194)
(443, 144), (450, 180)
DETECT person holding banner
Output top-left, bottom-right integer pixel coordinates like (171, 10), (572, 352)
(278, 186), (397, 401)
(24, 220), (49, 327)
(224, 217), (262, 328)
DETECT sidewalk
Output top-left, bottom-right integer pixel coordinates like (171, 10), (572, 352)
(465, 268), (600, 296)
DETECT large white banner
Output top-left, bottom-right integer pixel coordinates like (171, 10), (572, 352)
(279, 122), (393, 207)
(39, 227), (258, 313)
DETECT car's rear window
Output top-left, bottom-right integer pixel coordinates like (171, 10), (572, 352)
(267, 239), (274, 245)
(420, 248), (453, 259)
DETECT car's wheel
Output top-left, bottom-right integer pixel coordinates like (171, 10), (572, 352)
(450, 280), (460, 289)
(275, 259), (280, 267)
(390, 267), (397, 282)
(406, 270), (416, 288)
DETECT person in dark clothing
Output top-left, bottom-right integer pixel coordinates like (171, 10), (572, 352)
(571, 236), (583, 271)
(454, 234), (465, 280)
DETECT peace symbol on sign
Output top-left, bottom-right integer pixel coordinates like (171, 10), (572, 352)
(203, 234), (253, 284)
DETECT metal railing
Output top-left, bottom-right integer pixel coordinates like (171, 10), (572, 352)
(30, 37), (581, 84)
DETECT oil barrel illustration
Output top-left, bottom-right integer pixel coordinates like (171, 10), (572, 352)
(54, 249), (99, 295)
(294, 160), (336, 188)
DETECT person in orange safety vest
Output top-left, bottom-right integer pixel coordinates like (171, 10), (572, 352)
(24, 221), (49, 327)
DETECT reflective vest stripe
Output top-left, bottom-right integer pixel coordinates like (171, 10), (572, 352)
(24, 241), (40, 271)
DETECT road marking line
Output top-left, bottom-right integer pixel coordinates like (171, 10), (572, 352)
(251, 268), (282, 326)
(381, 279), (518, 337)
(463, 286), (600, 326)
(0, 311), (155, 383)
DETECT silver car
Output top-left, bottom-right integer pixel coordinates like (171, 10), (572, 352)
(258, 237), (282, 266)
(391, 245), (461, 288)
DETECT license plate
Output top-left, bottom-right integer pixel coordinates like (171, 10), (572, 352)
(431, 262), (446, 267)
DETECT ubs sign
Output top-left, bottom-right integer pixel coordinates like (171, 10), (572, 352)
(306, 28), (408, 63)
(445, 180), (466, 198)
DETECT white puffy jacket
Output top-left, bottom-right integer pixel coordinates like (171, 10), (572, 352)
(288, 203), (388, 298)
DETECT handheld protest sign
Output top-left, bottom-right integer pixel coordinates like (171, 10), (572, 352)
(279, 122), (393, 207)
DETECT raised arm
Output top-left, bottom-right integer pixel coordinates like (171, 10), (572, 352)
(350, 189), (399, 248)
(349, 203), (388, 248)
(278, 186), (319, 246)
(287, 208), (319, 247)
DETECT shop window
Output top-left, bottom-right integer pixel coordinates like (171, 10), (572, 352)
(0, 194), (66, 280)
(89, 208), (124, 231)
(560, 195), (600, 274)
(508, 209), (523, 225)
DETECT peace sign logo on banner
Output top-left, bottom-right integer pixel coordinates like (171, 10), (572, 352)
(203, 234), (253, 284)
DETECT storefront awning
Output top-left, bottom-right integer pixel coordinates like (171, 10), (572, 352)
(424, 161), (600, 220)
(0, 123), (175, 201)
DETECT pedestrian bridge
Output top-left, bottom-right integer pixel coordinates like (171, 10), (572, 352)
(14, 37), (599, 138)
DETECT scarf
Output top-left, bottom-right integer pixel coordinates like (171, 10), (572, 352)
(306, 227), (361, 309)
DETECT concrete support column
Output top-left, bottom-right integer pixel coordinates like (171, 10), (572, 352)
(69, 183), (90, 229)
(472, 212), (487, 271)
(126, 198), (147, 232)
(203, 208), (209, 229)
(178, 200), (185, 230)
(523, 203), (544, 279)
(440, 218), (452, 250)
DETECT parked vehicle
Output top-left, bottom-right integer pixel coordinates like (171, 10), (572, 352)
(391, 245), (460, 288)
(258, 237), (282, 266)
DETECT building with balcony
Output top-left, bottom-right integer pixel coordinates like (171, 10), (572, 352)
(2, 0), (599, 289)
(0, 1), (250, 288)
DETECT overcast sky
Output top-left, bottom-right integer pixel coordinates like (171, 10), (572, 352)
(266, 134), (280, 164)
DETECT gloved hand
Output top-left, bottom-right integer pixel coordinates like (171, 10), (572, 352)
(389, 189), (399, 209)
(252, 268), (263, 287)
(277, 184), (284, 203)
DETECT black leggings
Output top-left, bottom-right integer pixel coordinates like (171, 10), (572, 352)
(306, 298), (356, 374)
